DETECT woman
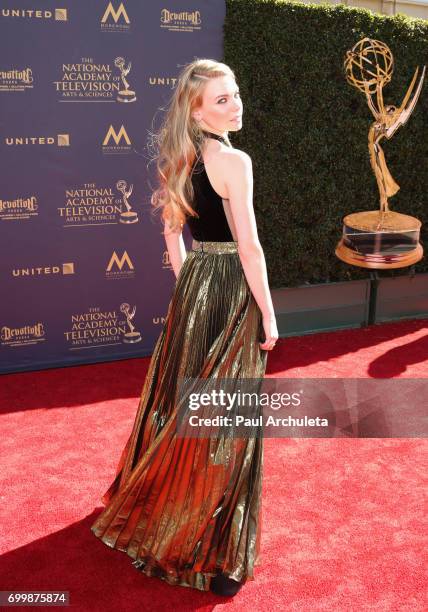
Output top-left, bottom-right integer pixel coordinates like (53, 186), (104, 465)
(91, 58), (278, 596)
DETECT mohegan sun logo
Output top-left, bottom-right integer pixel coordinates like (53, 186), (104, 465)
(0, 67), (33, 92)
(0, 194), (39, 221)
(160, 9), (201, 32)
(1, 322), (45, 348)
(106, 250), (135, 279)
(102, 124), (132, 155)
(100, 1), (130, 33)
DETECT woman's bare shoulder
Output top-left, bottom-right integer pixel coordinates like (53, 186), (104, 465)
(213, 145), (252, 177)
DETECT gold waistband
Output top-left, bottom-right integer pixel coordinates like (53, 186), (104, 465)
(191, 239), (238, 254)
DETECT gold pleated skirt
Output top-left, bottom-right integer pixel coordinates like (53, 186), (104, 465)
(90, 239), (268, 591)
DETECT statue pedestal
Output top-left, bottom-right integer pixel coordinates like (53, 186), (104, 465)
(335, 210), (423, 269)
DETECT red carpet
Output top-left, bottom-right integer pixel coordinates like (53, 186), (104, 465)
(0, 318), (426, 611)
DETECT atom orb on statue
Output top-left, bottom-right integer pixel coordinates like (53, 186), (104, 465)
(344, 38), (393, 95)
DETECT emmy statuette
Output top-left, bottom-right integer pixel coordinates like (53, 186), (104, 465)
(335, 38), (425, 269)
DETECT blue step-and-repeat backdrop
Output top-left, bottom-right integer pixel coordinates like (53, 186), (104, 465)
(0, 1), (225, 373)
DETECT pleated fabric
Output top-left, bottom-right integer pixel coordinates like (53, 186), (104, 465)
(90, 240), (268, 591)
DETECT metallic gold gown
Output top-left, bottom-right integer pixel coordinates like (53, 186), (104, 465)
(91, 241), (267, 591)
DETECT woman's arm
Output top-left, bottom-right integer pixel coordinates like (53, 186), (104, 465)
(222, 150), (275, 321)
(164, 224), (187, 278)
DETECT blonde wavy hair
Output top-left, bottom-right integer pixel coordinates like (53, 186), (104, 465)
(150, 58), (236, 233)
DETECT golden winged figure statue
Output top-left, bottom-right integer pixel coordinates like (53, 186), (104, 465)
(344, 38), (425, 222)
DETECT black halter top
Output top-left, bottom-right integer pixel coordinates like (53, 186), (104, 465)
(187, 130), (235, 242)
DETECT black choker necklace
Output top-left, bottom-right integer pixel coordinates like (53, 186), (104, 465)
(201, 130), (228, 145)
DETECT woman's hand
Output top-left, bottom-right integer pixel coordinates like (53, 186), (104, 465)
(259, 314), (279, 351)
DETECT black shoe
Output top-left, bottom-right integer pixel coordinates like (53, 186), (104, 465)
(210, 571), (244, 596)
